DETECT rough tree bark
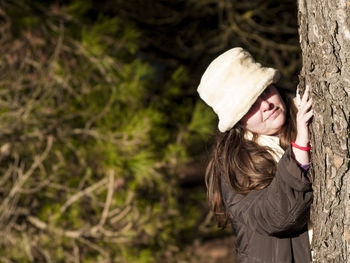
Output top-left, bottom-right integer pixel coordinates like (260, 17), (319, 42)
(298, 0), (350, 262)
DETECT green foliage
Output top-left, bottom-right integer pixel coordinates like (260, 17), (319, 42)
(188, 100), (217, 139)
(0, 1), (216, 262)
(67, 0), (93, 19)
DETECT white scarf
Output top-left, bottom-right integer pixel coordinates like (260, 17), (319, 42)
(245, 132), (284, 162)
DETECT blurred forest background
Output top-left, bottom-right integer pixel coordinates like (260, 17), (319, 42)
(0, 0), (301, 262)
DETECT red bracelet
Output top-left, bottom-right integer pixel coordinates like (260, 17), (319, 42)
(291, 141), (311, 151)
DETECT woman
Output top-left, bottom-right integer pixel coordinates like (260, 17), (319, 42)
(197, 47), (313, 262)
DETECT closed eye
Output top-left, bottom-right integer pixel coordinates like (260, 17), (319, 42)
(248, 100), (260, 113)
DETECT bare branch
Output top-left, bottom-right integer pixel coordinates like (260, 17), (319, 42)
(59, 177), (108, 215)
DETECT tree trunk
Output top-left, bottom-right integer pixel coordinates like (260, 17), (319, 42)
(298, 0), (350, 262)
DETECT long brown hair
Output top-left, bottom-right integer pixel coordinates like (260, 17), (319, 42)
(205, 88), (297, 227)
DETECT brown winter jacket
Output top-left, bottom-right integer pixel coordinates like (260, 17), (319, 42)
(221, 146), (313, 263)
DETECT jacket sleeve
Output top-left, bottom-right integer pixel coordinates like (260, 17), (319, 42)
(221, 146), (313, 236)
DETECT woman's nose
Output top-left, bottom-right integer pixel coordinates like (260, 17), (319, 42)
(260, 99), (273, 111)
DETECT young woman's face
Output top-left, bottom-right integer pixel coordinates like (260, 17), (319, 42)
(240, 85), (286, 136)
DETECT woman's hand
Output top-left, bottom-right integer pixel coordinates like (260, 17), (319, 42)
(295, 85), (313, 146)
(293, 85), (313, 165)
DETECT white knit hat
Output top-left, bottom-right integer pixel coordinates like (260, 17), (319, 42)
(197, 47), (280, 132)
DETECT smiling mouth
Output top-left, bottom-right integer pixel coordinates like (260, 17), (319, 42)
(266, 108), (279, 120)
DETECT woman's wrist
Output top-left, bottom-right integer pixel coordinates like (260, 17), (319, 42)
(292, 141), (311, 151)
(295, 136), (310, 147)
(291, 141), (311, 166)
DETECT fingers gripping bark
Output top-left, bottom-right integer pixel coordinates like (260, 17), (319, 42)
(293, 85), (313, 165)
